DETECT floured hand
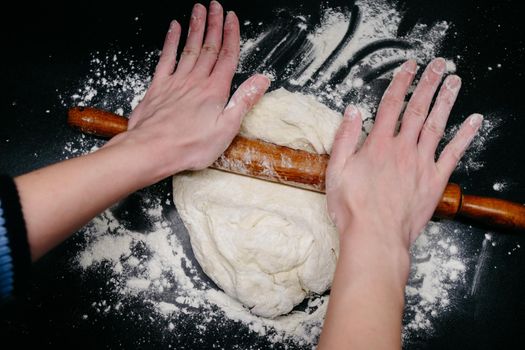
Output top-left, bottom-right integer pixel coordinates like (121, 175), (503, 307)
(319, 59), (482, 349)
(109, 1), (270, 175)
(326, 58), (482, 246)
(15, 1), (270, 261)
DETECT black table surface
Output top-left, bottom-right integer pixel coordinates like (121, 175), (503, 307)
(1, 0), (524, 349)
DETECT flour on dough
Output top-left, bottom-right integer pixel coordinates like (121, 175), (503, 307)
(173, 88), (342, 318)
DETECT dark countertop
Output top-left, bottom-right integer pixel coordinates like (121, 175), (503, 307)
(1, 0), (524, 348)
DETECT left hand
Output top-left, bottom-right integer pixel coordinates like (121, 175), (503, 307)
(16, 1), (271, 261)
(109, 1), (270, 175)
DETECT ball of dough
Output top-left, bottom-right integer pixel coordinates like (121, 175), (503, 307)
(173, 88), (342, 318)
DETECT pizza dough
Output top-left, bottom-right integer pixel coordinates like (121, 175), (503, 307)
(173, 88), (342, 318)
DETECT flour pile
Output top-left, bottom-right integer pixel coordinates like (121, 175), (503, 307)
(78, 195), (329, 347)
(74, 194), (471, 346)
(60, 0), (500, 348)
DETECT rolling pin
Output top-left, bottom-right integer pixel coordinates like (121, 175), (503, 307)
(68, 106), (525, 232)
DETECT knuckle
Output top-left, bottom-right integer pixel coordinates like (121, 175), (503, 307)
(181, 47), (200, 57)
(189, 15), (204, 32)
(223, 22), (237, 35)
(219, 47), (238, 60)
(380, 94), (405, 109)
(423, 119), (444, 137)
(207, 20), (222, 32)
(201, 44), (220, 56)
(405, 104), (427, 120)
(436, 88), (455, 105)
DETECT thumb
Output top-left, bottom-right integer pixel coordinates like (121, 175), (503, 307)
(326, 105), (362, 189)
(220, 74), (271, 130)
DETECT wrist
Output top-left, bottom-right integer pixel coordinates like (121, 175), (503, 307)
(339, 221), (411, 286)
(338, 211), (410, 249)
(103, 130), (181, 188)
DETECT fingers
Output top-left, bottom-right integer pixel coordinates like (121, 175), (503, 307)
(437, 114), (483, 176)
(192, 1), (224, 78)
(211, 11), (240, 90)
(154, 20), (182, 78)
(399, 58), (446, 142)
(418, 75), (462, 156)
(220, 74), (270, 132)
(370, 60), (417, 138)
(173, 3), (207, 79)
(326, 106), (363, 189)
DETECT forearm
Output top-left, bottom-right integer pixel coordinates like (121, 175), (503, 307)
(318, 221), (410, 349)
(15, 134), (171, 261)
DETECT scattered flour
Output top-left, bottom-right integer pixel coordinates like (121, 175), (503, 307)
(238, 0), (453, 111)
(77, 198), (328, 347)
(73, 190), (470, 347)
(60, 0), (502, 348)
(492, 181), (507, 192)
(404, 223), (467, 336)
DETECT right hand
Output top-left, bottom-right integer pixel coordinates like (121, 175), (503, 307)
(326, 58), (482, 248)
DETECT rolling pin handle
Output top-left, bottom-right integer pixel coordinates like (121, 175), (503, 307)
(68, 106), (128, 137)
(434, 183), (463, 220)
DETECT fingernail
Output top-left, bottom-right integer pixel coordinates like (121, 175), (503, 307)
(225, 11), (235, 24)
(248, 75), (270, 95)
(243, 76), (268, 99)
(430, 57), (446, 75)
(210, 1), (221, 14)
(192, 3), (204, 17)
(345, 105), (359, 120)
(224, 75), (269, 111)
(469, 113), (483, 128)
(169, 20), (179, 31)
(258, 75), (271, 89)
(402, 60), (417, 74)
(445, 75), (461, 92)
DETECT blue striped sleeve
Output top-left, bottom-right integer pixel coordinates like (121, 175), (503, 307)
(0, 175), (31, 300)
(0, 200), (15, 298)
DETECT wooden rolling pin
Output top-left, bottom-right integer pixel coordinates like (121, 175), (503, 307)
(68, 106), (525, 231)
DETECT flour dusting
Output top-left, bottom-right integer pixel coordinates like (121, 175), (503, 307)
(77, 196), (328, 347)
(404, 223), (467, 337)
(492, 181), (507, 192)
(59, 50), (156, 114)
(73, 190), (472, 347)
(238, 0), (452, 112)
(60, 0), (501, 348)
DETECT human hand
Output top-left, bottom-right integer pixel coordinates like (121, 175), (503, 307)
(326, 58), (482, 247)
(15, 2), (271, 261)
(110, 1), (270, 176)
